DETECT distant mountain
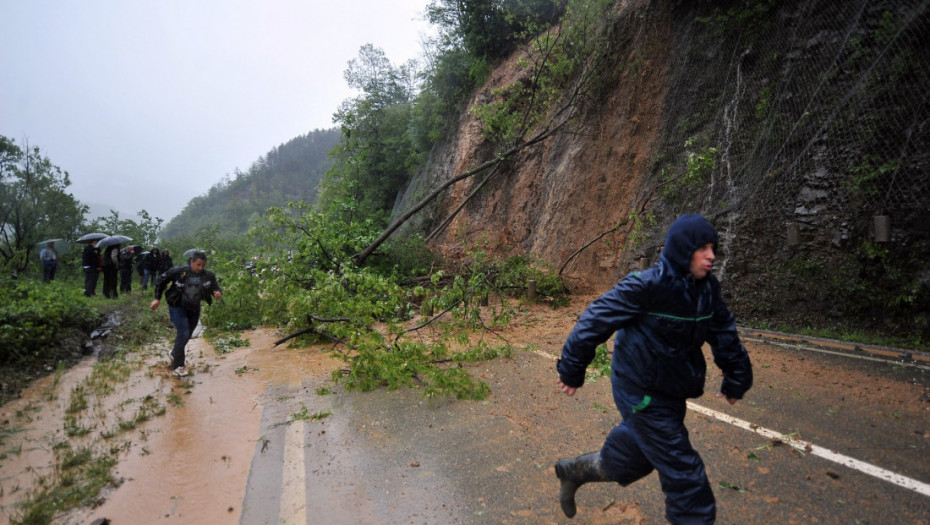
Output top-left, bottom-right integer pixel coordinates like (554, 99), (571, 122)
(159, 128), (340, 240)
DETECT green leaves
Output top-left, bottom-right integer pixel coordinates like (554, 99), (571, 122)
(291, 405), (332, 422)
(89, 209), (164, 249)
(586, 343), (612, 382)
(319, 45), (419, 227)
(0, 135), (88, 274)
(208, 201), (571, 401)
(0, 280), (101, 366)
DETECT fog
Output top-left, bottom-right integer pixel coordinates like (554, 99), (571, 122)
(1, 0), (432, 222)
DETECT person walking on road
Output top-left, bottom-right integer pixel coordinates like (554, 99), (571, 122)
(150, 250), (222, 378)
(554, 214), (753, 524)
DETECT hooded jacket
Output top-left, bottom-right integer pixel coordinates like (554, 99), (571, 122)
(118, 248), (135, 270)
(557, 214), (753, 400)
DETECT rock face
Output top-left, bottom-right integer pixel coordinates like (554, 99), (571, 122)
(396, 0), (930, 341)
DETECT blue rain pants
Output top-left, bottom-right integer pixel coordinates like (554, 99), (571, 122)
(168, 305), (200, 368)
(600, 383), (716, 524)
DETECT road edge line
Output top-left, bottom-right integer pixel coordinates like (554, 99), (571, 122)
(533, 348), (930, 497)
(280, 419), (308, 523)
(686, 401), (930, 498)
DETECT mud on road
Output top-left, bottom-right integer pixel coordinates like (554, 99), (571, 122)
(0, 296), (927, 524)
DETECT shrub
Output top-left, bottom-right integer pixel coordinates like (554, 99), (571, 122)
(0, 279), (101, 366)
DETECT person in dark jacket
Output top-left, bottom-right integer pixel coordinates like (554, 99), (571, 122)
(119, 245), (136, 293)
(554, 214), (753, 524)
(101, 244), (120, 298)
(150, 250), (222, 378)
(136, 250), (147, 286)
(82, 240), (101, 297)
(160, 249), (174, 273)
(142, 247), (160, 291)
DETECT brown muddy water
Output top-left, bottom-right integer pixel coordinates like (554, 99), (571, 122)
(0, 328), (342, 525)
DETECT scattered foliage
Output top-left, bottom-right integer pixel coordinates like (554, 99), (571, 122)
(0, 279), (101, 371)
(291, 405), (332, 422)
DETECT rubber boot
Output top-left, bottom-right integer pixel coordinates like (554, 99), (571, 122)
(554, 451), (611, 518)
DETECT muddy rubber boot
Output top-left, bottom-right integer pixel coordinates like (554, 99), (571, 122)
(554, 451), (610, 518)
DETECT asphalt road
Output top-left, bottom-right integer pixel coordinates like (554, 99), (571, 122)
(236, 333), (930, 524)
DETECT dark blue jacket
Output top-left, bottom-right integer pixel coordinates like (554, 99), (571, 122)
(557, 215), (753, 400)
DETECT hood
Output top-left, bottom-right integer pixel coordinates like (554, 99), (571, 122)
(660, 214), (718, 276)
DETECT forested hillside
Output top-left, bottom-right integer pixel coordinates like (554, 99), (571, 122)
(159, 127), (339, 240)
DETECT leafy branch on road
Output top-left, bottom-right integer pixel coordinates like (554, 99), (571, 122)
(226, 205), (570, 401)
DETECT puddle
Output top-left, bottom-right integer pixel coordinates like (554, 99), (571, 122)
(79, 329), (340, 525)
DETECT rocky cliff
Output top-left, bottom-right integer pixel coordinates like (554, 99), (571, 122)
(396, 0), (930, 343)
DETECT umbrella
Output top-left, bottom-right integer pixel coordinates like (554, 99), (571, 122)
(35, 238), (71, 256)
(76, 232), (108, 243)
(183, 249), (204, 258)
(96, 235), (132, 248)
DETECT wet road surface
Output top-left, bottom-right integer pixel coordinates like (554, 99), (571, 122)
(230, 335), (930, 524)
(1, 298), (927, 524)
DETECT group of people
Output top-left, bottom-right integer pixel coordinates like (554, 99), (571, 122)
(81, 241), (173, 298)
(138, 247), (173, 291)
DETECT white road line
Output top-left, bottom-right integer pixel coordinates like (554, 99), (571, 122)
(687, 401), (930, 498)
(532, 348), (930, 498)
(280, 421), (308, 524)
(741, 337), (930, 371)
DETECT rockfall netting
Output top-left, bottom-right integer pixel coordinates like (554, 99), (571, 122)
(642, 0), (930, 340)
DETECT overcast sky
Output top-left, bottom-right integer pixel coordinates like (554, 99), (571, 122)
(1, 0), (433, 222)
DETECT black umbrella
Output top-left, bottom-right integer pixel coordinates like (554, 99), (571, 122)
(96, 235), (132, 248)
(76, 232), (108, 243)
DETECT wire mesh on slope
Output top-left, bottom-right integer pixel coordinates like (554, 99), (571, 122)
(643, 0), (929, 336)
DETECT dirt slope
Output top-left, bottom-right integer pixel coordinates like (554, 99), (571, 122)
(405, 1), (669, 294)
